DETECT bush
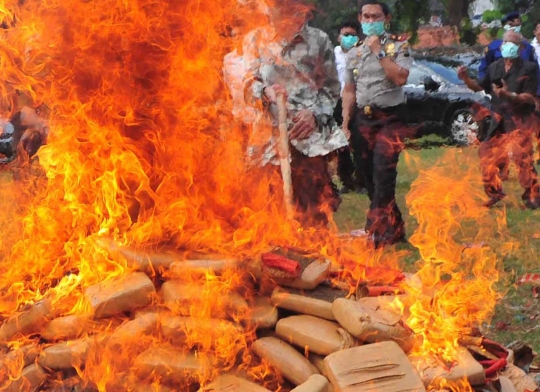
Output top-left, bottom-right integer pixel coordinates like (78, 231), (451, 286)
(482, 10), (503, 23)
(460, 18), (479, 46)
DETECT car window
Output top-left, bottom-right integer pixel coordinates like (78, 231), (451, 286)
(407, 64), (431, 85)
(417, 60), (460, 85)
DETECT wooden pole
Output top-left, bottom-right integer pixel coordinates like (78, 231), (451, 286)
(276, 93), (294, 219)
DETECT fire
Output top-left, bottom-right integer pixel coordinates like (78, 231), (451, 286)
(0, 0), (509, 389)
(0, 0), (400, 388)
(401, 148), (504, 365)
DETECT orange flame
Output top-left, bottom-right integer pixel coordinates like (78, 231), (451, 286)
(402, 149), (505, 364)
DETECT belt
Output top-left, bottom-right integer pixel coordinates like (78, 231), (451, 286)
(358, 104), (402, 119)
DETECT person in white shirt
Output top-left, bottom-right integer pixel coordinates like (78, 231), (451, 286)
(333, 21), (366, 194)
(532, 23), (540, 65)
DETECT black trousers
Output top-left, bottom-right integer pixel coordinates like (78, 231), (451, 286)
(479, 115), (539, 202)
(350, 105), (413, 243)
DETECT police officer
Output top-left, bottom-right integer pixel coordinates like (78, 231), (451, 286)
(342, 0), (413, 248)
(479, 11), (537, 79)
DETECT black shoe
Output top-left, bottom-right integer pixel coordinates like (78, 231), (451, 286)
(340, 185), (354, 195)
(372, 233), (407, 249)
(484, 193), (506, 208)
(355, 187), (368, 195)
(523, 198), (540, 210)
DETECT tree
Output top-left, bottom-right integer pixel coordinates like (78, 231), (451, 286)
(496, 0), (531, 15)
(440, 0), (473, 26)
(307, 0), (431, 43)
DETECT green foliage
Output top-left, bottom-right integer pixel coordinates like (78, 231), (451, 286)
(521, 4), (540, 38)
(306, 0), (358, 43)
(496, 0), (530, 15)
(459, 17), (479, 45)
(482, 9), (503, 23)
(307, 0), (431, 43)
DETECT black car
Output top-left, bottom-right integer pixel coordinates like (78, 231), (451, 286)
(404, 59), (491, 145)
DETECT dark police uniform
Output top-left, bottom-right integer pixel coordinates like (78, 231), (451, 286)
(477, 57), (540, 208)
(344, 33), (413, 247)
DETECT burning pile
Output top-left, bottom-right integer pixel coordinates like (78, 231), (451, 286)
(0, 237), (537, 391)
(0, 0), (538, 390)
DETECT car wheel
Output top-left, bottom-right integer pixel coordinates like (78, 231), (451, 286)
(450, 109), (479, 146)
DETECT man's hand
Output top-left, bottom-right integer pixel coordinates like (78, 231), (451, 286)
(457, 66), (469, 81)
(342, 124), (351, 141)
(366, 36), (382, 54)
(290, 110), (316, 140)
(263, 84), (287, 103)
(492, 79), (509, 98)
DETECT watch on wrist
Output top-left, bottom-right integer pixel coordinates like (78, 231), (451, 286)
(510, 92), (517, 99)
(377, 50), (387, 60)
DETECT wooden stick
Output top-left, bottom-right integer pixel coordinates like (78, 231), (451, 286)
(277, 93), (294, 219)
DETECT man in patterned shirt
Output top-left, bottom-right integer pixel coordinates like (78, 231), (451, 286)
(242, 1), (348, 226)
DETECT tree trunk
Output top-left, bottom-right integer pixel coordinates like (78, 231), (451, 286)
(447, 0), (471, 26)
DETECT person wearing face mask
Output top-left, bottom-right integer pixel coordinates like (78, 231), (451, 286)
(459, 30), (540, 210)
(479, 11), (537, 80)
(333, 21), (365, 194)
(341, 0), (413, 248)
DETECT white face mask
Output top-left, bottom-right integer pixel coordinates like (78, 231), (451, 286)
(504, 24), (521, 33)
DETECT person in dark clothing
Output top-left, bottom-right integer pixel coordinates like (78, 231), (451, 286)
(459, 30), (540, 209)
(479, 11), (537, 81)
(342, 0), (414, 248)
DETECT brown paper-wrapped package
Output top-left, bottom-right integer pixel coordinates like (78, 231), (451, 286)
(41, 315), (89, 341)
(2, 363), (47, 392)
(324, 341), (425, 392)
(271, 289), (335, 321)
(410, 348), (485, 387)
(252, 337), (319, 386)
(332, 298), (414, 352)
(500, 364), (539, 392)
(276, 315), (355, 356)
(161, 281), (247, 316)
(159, 314), (243, 346)
(291, 374), (330, 392)
(38, 337), (94, 370)
(0, 299), (52, 342)
(84, 272), (155, 318)
(135, 347), (212, 384)
(276, 259), (331, 290)
(249, 297), (278, 330)
(198, 374), (271, 392)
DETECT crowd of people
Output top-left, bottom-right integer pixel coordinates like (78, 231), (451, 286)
(230, 1), (540, 248)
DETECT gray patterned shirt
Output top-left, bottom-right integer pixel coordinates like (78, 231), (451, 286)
(345, 33), (412, 108)
(242, 25), (347, 165)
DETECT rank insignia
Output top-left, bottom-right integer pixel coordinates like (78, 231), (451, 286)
(364, 106), (373, 117)
(353, 69), (359, 78)
(385, 42), (396, 56)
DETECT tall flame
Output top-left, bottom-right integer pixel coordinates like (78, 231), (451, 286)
(402, 149), (505, 363)
(0, 0), (508, 389)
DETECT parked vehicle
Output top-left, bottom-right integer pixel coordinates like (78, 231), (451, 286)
(404, 59), (492, 145)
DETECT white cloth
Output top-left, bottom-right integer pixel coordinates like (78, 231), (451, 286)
(334, 45), (347, 94)
(532, 38), (540, 68)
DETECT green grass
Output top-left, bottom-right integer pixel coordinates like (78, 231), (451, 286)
(334, 143), (540, 361)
